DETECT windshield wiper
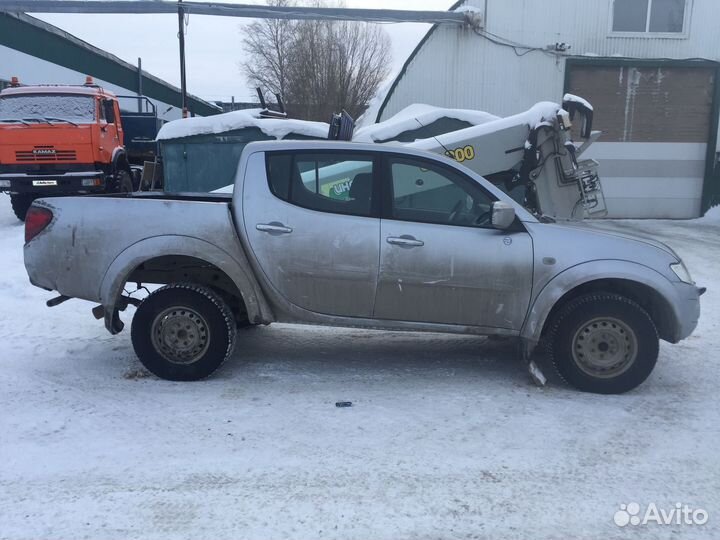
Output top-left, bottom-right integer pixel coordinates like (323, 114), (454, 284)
(0, 118), (30, 125)
(44, 117), (79, 127)
(21, 117), (49, 124)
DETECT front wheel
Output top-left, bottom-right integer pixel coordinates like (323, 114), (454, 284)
(110, 169), (134, 193)
(546, 292), (659, 394)
(131, 283), (237, 381)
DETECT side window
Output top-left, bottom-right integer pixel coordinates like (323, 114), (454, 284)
(98, 99), (106, 122)
(389, 158), (495, 227)
(103, 100), (116, 123)
(266, 152), (375, 217)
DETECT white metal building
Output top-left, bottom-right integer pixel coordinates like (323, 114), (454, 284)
(0, 13), (220, 120)
(377, 0), (720, 218)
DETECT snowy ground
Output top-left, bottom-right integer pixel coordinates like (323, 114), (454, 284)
(0, 195), (718, 540)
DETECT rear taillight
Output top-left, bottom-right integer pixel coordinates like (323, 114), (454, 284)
(25, 206), (53, 243)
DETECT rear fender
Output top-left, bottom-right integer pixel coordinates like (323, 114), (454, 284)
(99, 235), (274, 334)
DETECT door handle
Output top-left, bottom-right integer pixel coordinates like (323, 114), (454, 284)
(386, 236), (424, 247)
(256, 222), (293, 234)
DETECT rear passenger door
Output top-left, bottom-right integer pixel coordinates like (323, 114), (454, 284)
(243, 150), (381, 318)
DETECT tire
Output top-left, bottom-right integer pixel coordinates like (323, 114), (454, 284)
(131, 283), (237, 381)
(110, 169), (134, 193)
(546, 292), (659, 394)
(10, 193), (36, 221)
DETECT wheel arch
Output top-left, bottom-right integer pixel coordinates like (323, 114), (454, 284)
(523, 261), (681, 345)
(111, 147), (131, 173)
(99, 235), (274, 334)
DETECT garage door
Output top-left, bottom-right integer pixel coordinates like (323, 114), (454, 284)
(567, 64), (715, 218)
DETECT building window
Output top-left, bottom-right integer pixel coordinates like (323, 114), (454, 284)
(612, 0), (687, 33)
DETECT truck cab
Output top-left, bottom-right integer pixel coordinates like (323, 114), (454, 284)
(0, 76), (138, 220)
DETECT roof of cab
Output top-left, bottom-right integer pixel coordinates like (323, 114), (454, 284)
(0, 85), (116, 98)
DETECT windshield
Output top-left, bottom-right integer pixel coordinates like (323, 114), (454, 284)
(0, 94), (96, 124)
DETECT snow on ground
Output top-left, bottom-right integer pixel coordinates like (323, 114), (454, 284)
(0, 195), (719, 540)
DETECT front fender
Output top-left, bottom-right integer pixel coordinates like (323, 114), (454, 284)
(521, 260), (681, 343)
(99, 235), (274, 334)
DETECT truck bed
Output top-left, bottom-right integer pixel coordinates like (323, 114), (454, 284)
(25, 193), (241, 306)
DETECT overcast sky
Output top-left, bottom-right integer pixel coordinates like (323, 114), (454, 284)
(35, 0), (453, 103)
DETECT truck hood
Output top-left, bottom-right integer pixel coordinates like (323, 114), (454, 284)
(548, 220), (679, 259)
(526, 219), (682, 286)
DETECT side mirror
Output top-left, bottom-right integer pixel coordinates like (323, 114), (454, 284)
(491, 201), (516, 230)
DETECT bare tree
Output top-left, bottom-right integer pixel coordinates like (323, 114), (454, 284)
(240, 0), (296, 100)
(240, 0), (391, 121)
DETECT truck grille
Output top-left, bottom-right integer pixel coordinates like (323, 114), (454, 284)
(16, 147), (77, 162)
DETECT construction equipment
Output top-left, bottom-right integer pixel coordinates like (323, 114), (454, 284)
(0, 76), (162, 220)
(356, 95), (606, 220)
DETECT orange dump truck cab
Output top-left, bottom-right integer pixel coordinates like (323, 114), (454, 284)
(0, 77), (138, 220)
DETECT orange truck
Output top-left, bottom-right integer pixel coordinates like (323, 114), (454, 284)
(0, 76), (160, 220)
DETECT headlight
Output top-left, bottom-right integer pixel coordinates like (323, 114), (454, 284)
(670, 261), (694, 284)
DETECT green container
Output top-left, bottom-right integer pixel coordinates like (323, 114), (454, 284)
(160, 126), (323, 193)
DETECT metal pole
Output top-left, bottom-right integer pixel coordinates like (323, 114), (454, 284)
(177, 0), (188, 118)
(137, 57), (143, 113)
(0, 1), (469, 25)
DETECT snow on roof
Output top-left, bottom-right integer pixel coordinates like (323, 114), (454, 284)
(156, 108), (330, 141)
(353, 104), (500, 143)
(563, 93), (594, 111)
(409, 101), (561, 151)
(0, 85), (114, 97)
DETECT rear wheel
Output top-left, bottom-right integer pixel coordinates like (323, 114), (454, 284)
(131, 283), (237, 381)
(10, 193), (37, 221)
(546, 292), (659, 394)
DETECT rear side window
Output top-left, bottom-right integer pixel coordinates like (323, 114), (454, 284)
(266, 152), (375, 217)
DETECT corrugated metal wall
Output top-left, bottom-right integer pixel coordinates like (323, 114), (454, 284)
(380, 0), (720, 120)
(379, 0), (719, 218)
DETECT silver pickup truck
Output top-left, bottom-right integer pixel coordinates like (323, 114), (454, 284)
(23, 140), (703, 393)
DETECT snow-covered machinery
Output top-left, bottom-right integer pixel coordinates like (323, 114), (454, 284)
(356, 95), (607, 220)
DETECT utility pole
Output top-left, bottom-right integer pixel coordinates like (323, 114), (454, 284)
(137, 57), (143, 113)
(177, 0), (188, 118)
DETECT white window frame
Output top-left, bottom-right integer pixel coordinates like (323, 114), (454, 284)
(608, 0), (692, 39)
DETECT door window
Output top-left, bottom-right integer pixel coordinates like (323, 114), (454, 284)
(267, 152), (375, 217)
(388, 157), (495, 227)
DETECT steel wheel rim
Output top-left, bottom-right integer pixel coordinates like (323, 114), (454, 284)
(151, 306), (210, 365)
(571, 317), (638, 378)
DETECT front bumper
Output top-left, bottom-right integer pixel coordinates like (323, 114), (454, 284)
(0, 171), (106, 194)
(672, 281), (704, 342)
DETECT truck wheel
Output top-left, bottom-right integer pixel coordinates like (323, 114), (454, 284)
(111, 170), (134, 193)
(546, 292), (659, 394)
(131, 283), (237, 381)
(10, 194), (37, 221)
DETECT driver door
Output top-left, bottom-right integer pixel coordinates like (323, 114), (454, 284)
(374, 155), (534, 330)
